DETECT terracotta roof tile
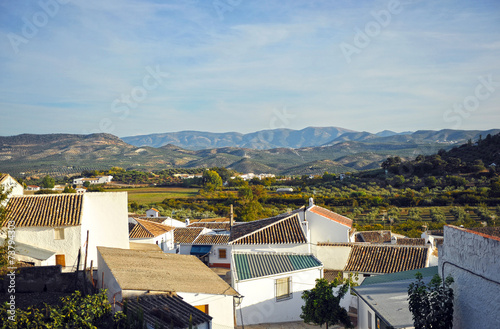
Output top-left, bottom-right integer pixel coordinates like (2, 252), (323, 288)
(396, 238), (426, 246)
(356, 230), (392, 243)
(324, 269), (343, 282)
(4, 194), (83, 227)
(189, 218), (229, 223)
(188, 222), (231, 230)
(230, 211), (306, 245)
(129, 219), (174, 239)
(344, 245), (429, 274)
(174, 227), (204, 244)
(194, 234), (230, 244)
(309, 205), (353, 228)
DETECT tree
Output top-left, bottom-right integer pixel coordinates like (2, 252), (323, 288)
(300, 278), (353, 329)
(202, 170), (222, 192)
(408, 272), (454, 329)
(41, 175), (55, 188)
(63, 186), (76, 193)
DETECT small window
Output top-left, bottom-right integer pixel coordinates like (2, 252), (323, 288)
(218, 248), (227, 259)
(194, 304), (209, 314)
(276, 277), (292, 301)
(54, 228), (65, 240)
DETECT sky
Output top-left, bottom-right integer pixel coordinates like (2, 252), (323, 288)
(0, 0), (499, 137)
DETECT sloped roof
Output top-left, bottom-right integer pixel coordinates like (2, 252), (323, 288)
(308, 205), (353, 228)
(0, 173), (9, 184)
(98, 247), (239, 296)
(125, 294), (212, 329)
(4, 194), (83, 227)
(194, 234), (230, 244)
(129, 242), (162, 252)
(188, 222), (231, 230)
(190, 217), (229, 223)
(174, 227), (204, 244)
(230, 210), (306, 245)
(355, 230), (392, 243)
(396, 238), (426, 246)
(129, 219), (174, 239)
(323, 269), (343, 283)
(344, 245), (429, 274)
(233, 252), (322, 281)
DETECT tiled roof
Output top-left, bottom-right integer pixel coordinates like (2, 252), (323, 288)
(309, 205), (353, 228)
(129, 219), (174, 239)
(324, 269), (343, 283)
(194, 234), (230, 244)
(396, 238), (426, 246)
(174, 227), (204, 244)
(230, 211), (306, 245)
(98, 247), (239, 296)
(190, 217), (229, 223)
(468, 226), (500, 239)
(356, 230), (392, 243)
(233, 252), (322, 281)
(125, 294), (212, 329)
(4, 194), (83, 227)
(0, 174), (9, 184)
(188, 222), (231, 230)
(317, 242), (359, 247)
(427, 229), (444, 236)
(344, 245), (429, 274)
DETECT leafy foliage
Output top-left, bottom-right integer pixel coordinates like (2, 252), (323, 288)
(408, 273), (454, 329)
(300, 278), (353, 329)
(0, 290), (124, 328)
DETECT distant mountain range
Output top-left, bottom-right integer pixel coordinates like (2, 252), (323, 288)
(122, 127), (498, 150)
(0, 127), (498, 177)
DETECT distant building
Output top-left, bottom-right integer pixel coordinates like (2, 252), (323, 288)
(73, 175), (113, 185)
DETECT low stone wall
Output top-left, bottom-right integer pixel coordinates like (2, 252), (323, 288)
(0, 265), (77, 293)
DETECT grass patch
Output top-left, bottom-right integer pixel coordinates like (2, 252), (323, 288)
(106, 187), (199, 203)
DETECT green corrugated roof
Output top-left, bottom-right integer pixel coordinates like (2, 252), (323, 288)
(234, 253), (322, 281)
(360, 266), (438, 286)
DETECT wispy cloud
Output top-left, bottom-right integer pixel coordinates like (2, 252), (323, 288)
(0, 0), (499, 136)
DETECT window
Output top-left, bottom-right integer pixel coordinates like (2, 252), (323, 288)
(54, 228), (65, 240)
(275, 277), (292, 301)
(194, 304), (209, 314)
(218, 248), (227, 259)
(56, 254), (66, 267)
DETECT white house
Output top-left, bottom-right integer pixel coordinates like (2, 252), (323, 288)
(354, 266), (439, 329)
(97, 247), (240, 329)
(124, 294), (212, 329)
(303, 199), (353, 245)
(129, 219), (175, 252)
(73, 175), (113, 185)
(25, 185), (40, 191)
(231, 252), (323, 325)
(3, 192), (129, 269)
(145, 208), (159, 218)
(0, 173), (24, 200)
(439, 225), (500, 328)
(316, 242), (431, 284)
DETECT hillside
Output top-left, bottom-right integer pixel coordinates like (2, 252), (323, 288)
(0, 130), (498, 177)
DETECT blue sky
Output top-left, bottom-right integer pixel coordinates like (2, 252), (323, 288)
(0, 0), (499, 137)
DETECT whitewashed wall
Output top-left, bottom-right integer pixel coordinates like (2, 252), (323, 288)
(233, 267), (322, 325)
(313, 245), (351, 269)
(304, 210), (351, 244)
(97, 249), (123, 311)
(440, 226), (500, 328)
(81, 192), (130, 268)
(179, 292), (235, 329)
(14, 226), (81, 269)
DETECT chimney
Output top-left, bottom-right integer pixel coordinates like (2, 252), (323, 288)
(185, 218), (190, 226)
(309, 197), (314, 208)
(230, 204), (234, 227)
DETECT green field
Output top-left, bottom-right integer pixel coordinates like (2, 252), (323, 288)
(106, 187), (199, 203)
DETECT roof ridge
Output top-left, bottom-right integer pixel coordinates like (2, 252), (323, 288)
(230, 213), (300, 244)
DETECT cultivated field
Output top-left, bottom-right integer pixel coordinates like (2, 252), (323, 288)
(106, 187), (199, 203)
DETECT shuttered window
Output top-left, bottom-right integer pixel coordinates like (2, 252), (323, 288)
(218, 248), (227, 259)
(275, 277), (292, 301)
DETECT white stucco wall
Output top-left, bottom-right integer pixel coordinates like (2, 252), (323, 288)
(97, 250), (123, 311)
(130, 231), (174, 253)
(305, 210), (351, 244)
(231, 243), (310, 255)
(439, 226), (500, 328)
(357, 296), (376, 329)
(1, 175), (23, 201)
(14, 226), (82, 269)
(179, 292), (235, 329)
(233, 267), (323, 325)
(208, 244), (231, 267)
(313, 245), (351, 270)
(80, 192), (130, 268)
